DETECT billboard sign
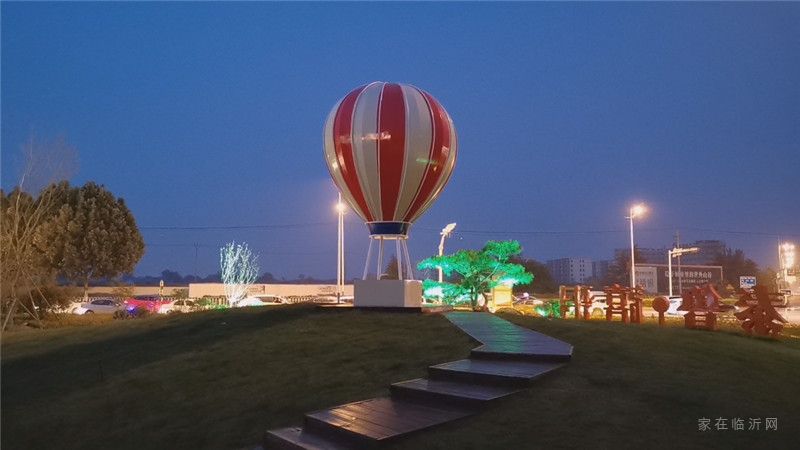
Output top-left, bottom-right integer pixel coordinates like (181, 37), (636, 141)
(635, 264), (724, 294)
(634, 266), (658, 294)
(739, 276), (757, 289)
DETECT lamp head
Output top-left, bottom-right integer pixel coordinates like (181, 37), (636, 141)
(630, 204), (647, 218)
(441, 222), (457, 236)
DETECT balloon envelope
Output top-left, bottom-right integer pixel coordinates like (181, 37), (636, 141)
(324, 82), (457, 236)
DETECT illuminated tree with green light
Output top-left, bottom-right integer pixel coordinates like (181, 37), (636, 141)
(418, 240), (533, 312)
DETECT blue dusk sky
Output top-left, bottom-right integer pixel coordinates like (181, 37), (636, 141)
(2, 2), (799, 280)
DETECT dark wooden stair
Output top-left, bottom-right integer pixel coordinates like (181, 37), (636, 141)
(428, 358), (565, 387)
(264, 312), (572, 449)
(390, 377), (520, 408)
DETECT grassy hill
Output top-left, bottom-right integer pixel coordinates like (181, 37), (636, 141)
(2, 305), (798, 449)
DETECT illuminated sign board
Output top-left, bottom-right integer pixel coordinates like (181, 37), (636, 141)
(635, 264), (724, 294)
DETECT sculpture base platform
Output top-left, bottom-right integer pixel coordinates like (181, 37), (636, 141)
(354, 279), (422, 309)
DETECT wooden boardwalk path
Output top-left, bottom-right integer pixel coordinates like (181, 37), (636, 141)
(264, 312), (572, 449)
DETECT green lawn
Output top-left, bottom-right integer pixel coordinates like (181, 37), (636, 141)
(2, 306), (798, 450)
(1, 305), (473, 450)
(397, 314), (800, 450)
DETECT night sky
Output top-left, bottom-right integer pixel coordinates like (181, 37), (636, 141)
(2, 2), (799, 280)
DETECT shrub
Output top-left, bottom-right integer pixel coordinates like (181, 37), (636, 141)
(113, 307), (151, 320)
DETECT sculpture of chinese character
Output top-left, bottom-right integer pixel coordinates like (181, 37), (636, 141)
(678, 284), (722, 331)
(734, 285), (787, 337)
(605, 284), (642, 323)
(559, 285), (593, 320)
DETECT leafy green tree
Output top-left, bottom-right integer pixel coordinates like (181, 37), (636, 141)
(36, 182), (145, 298)
(418, 240), (533, 312)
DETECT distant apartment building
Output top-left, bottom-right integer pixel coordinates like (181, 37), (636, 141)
(614, 240), (726, 266)
(547, 257), (593, 285)
(592, 260), (610, 283)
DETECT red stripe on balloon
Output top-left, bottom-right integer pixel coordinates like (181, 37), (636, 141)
(403, 90), (451, 222)
(333, 85), (373, 221)
(378, 83), (406, 221)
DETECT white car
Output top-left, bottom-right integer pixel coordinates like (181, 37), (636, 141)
(73, 298), (123, 315)
(513, 296), (543, 306)
(158, 299), (198, 314)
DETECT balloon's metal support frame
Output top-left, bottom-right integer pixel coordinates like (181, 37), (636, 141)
(362, 235), (415, 280)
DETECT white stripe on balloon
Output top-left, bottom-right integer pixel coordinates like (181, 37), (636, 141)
(352, 82), (383, 221)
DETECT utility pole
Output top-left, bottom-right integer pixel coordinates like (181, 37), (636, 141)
(668, 246), (699, 297)
(193, 243), (199, 279)
(675, 230), (683, 294)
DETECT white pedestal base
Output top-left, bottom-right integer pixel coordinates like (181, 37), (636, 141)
(354, 280), (422, 308)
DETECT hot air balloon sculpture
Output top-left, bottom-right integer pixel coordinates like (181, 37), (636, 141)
(324, 82), (457, 305)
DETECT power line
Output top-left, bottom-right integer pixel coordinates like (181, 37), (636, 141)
(140, 222), (335, 231)
(141, 221), (798, 238)
(146, 243), (361, 256)
(416, 226), (799, 238)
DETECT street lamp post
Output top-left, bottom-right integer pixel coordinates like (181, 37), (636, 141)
(438, 223), (457, 283)
(627, 204), (647, 289)
(667, 247), (699, 296)
(335, 193), (346, 303)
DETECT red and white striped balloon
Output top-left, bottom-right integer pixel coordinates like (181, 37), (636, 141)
(324, 82), (457, 236)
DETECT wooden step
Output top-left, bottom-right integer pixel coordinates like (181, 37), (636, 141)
(445, 312), (573, 362)
(390, 377), (520, 408)
(428, 359), (565, 387)
(470, 343), (572, 362)
(304, 397), (473, 445)
(264, 426), (347, 450)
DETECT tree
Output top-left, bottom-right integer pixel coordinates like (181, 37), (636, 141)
(1, 135), (78, 330)
(36, 182), (145, 298)
(607, 246), (646, 285)
(384, 255), (399, 279)
(220, 242), (259, 306)
(510, 257), (556, 293)
(714, 248), (759, 288)
(418, 240), (533, 312)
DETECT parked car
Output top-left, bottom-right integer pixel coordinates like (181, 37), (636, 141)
(513, 295), (543, 306)
(73, 298), (123, 315)
(254, 295), (287, 304)
(124, 295), (171, 312)
(158, 299), (198, 314)
(235, 295), (286, 307)
(49, 300), (84, 314)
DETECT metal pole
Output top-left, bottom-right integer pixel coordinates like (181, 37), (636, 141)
(402, 238), (414, 281)
(668, 250), (673, 297)
(340, 197), (345, 294)
(676, 231), (683, 294)
(438, 234), (446, 283)
(336, 192), (342, 297)
(629, 214), (636, 289)
(395, 238), (403, 280)
(377, 237), (384, 280)
(362, 237), (374, 280)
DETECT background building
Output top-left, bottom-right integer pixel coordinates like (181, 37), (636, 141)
(592, 260), (610, 283)
(547, 258), (593, 285)
(615, 240), (727, 266)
